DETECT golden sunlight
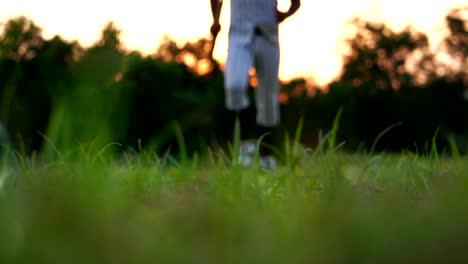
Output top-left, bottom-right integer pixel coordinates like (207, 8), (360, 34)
(1, 0), (466, 85)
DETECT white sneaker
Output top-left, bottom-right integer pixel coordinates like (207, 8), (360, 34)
(260, 155), (277, 171)
(238, 141), (256, 167)
(237, 141), (277, 171)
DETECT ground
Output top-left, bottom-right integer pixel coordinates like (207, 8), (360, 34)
(1, 144), (467, 263)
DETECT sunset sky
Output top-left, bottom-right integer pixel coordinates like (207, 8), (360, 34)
(1, 0), (466, 85)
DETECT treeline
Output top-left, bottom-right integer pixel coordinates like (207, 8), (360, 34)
(0, 7), (467, 156)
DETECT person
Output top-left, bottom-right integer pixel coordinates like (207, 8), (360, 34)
(210, 0), (301, 169)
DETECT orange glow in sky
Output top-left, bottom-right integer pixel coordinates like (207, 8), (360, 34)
(1, 0), (466, 85)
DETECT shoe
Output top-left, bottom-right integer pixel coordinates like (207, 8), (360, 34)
(238, 141), (256, 168)
(260, 155), (277, 171)
(238, 141), (277, 171)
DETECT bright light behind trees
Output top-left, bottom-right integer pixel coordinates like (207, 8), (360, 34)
(0, 0), (465, 85)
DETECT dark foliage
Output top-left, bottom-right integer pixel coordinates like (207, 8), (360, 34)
(0, 8), (466, 156)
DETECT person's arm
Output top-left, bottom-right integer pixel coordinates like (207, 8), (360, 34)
(210, 0), (223, 36)
(277, 0), (301, 23)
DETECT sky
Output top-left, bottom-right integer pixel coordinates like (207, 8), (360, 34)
(0, 0), (466, 85)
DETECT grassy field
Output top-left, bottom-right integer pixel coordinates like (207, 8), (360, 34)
(1, 117), (468, 263)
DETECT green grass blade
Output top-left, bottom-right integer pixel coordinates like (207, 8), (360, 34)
(230, 114), (241, 166)
(293, 116), (304, 156)
(430, 126), (441, 162)
(172, 121), (188, 165)
(328, 107), (343, 152)
(370, 122), (403, 154)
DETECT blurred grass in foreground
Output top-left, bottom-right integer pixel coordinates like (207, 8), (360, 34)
(1, 143), (468, 264)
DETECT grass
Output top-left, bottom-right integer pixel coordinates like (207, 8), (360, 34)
(1, 118), (468, 263)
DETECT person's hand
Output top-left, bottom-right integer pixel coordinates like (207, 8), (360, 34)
(276, 11), (288, 23)
(210, 22), (221, 37)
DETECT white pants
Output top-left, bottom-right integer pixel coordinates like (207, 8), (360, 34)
(224, 30), (280, 127)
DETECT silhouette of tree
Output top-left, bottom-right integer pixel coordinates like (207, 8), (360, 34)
(0, 16), (43, 62)
(155, 36), (180, 62)
(0, 17), (83, 152)
(118, 50), (224, 153)
(44, 21), (126, 153)
(156, 36), (219, 76)
(0, 9), (466, 155)
(321, 15), (468, 152)
(443, 7), (467, 82)
(96, 22), (123, 51)
(340, 19), (429, 91)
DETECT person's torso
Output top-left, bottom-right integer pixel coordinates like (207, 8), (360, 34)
(230, 0), (278, 26)
(228, 0), (279, 45)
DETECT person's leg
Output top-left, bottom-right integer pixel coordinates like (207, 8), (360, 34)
(253, 34), (280, 157)
(224, 43), (254, 113)
(224, 41), (258, 166)
(224, 38), (257, 143)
